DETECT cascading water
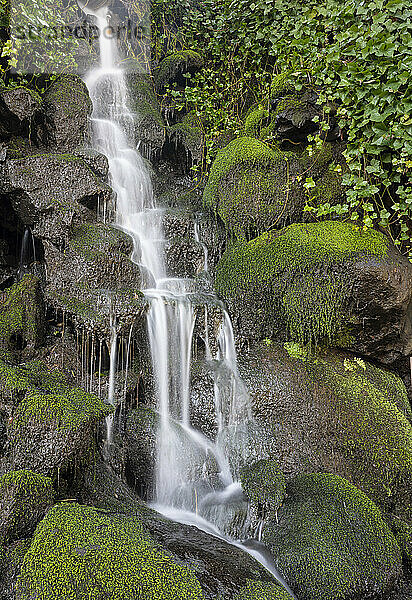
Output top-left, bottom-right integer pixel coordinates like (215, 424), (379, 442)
(84, 8), (296, 598)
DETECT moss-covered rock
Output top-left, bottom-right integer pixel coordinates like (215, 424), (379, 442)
(41, 75), (92, 150)
(0, 275), (44, 361)
(0, 359), (112, 474)
(16, 502), (205, 600)
(0, 470), (54, 543)
(263, 473), (402, 600)
(127, 73), (166, 153)
(216, 221), (412, 363)
(387, 515), (412, 572)
(203, 137), (307, 240)
(155, 50), (203, 92)
(0, 538), (31, 600)
(240, 459), (285, 518)
(240, 344), (412, 521)
(0, 86), (41, 140)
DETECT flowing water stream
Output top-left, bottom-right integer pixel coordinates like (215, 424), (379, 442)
(84, 7), (296, 598)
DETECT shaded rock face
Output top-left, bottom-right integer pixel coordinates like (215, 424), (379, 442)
(0, 88), (41, 140)
(262, 473), (402, 600)
(216, 221), (412, 367)
(2, 153), (111, 236)
(239, 344), (412, 520)
(40, 75), (92, 150)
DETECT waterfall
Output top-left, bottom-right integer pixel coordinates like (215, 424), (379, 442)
(84, 8), (296, 598)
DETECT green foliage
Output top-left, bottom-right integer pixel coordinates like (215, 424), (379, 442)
(151, 0), (412, 256)
(17, 502), (205, 599)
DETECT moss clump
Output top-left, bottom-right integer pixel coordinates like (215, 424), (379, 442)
(204, 137), (306, 240)
(302, 351), (412, 514)
(244, 107), (271, 138)
(238, 579), (293, 600)
(216, 221), (388, 346)
(387, 517), (412, 571)
(0, 470), (54, 543)
(155, 50), (203, 89)
(17, 502), (205, 599)
(0, 275), (44, 360)
(263, 473), (402, 600)
(240, 459), (285, 516)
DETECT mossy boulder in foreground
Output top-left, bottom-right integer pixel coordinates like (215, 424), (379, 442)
(216, 221), (412, 364)
(263, 473), (402, 600)
(15, 502), (290, 600)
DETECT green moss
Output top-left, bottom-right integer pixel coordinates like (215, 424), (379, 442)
(216, 221), (388, 346)
(0, 359), (112, 432)
(204, 136), (305, 239)
(263, 473), (402, 600)
(155, 50), (203, 88)
(240, 459), (285, 516)
(130, 74), (164, 126)
(244, 107), (270, 137)
(237, 579), (293, 600)
(388, 516), (412, 570)
(17, 502), (205, 599)
(0, 275), (43, 360)
(302, 351), (412, 511)
(0, 470), (54, 543)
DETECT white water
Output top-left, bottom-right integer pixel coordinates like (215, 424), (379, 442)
(84, 8), (296, 598)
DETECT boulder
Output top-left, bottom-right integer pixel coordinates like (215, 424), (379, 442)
(127, 74), (166, 156)
(15, 501), (291, 600)
(203, 137), (307, 240)
(0, 87), (41, 140)
(40, 75), (92, 150)
(262, 473), (402, 600)
(2, 153), (111, 246)
(239, 344), (412, 520)
(216, 221), (412, 365)
(154, 50), (203, 93)
(0, 360), (112, 475)
(0, 470), (54, 543)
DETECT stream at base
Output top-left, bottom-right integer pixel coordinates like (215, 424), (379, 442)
(83, 6), (297, 599)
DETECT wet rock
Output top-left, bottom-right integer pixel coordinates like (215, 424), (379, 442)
(240, 344), (412, 520)
(216, 221), (412, 365)
(43, 222), (146, 337)
(0, 275), (45, 362)
(2, 153), (112, 248)
(0, 87), (41, 140)
(127, 73), (166, 156)
(168, 112), (205, 164)
(40, 75), (92, 150)
(262, 473), (402, 600)
(0, 360), (112, 475)
(165, 237), (205, 278)
(0, 470), (54, 543)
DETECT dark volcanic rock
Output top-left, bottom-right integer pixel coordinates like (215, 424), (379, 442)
(2, 153), (111, 246)
(40, 75), (92, 150)
(0, 87), (41, 140)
